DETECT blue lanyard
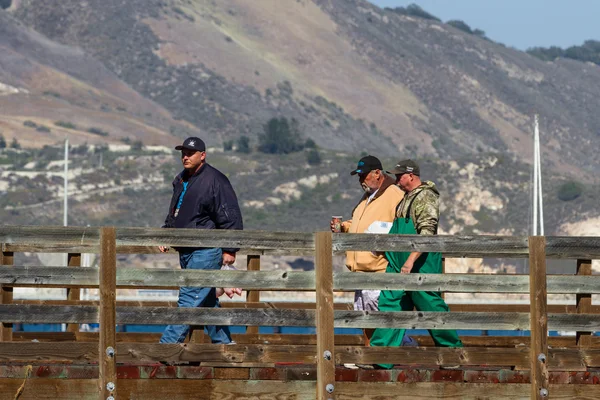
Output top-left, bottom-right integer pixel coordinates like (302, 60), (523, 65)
(176, 181), (189, 211)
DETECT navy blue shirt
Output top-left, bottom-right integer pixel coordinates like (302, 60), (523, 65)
(163, 163), (243, 253)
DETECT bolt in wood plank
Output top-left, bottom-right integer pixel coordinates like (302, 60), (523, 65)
(315, 232), (335, 399)
(0, 249), (14, 342)
(529, 236), (549, 399)
(99, 227), (116, 400)
(576, 259), (593, 347)
(66, 253), (81, 334)
(245, 255), (261, 335)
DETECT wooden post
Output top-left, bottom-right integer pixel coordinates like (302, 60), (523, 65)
(99, 228), (117, 400)
(246, 255), (261, 335)
(315, 232), (335, 400)
(528, 236), (548, 400)
(576, 259), (592, 347)
(0, 248), (14, 342)
(66, 253), (82, 334)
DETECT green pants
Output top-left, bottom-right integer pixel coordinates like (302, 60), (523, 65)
(370, 215), (462, 369)
(370, 285), (463, 368)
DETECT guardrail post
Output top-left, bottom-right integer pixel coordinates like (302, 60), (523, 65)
(0, 248), (14, 341)
(246, 255), (261, 335)
(528, 236), (548, 399)
(67, 253), (82, 334)
(99, 227), (117, 400)
(576, 259), (592, 347)
(315, 232), (335, 400)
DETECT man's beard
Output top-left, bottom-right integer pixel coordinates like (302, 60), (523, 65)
(361, 183), (373, 194)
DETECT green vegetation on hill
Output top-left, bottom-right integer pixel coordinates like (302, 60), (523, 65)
(386, 4), (440, 22)
(527, 40), (600, 65)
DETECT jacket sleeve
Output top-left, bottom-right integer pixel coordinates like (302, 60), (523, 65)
(413, 190), (439, 235)
(213, 175), (243, 253)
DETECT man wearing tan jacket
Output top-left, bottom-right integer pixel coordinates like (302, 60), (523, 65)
(331, 155), (405, 358)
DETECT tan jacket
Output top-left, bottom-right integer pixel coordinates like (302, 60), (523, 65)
(342, 176), (404, 272)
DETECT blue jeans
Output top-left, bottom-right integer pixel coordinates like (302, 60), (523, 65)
(159, 248), (232, 344)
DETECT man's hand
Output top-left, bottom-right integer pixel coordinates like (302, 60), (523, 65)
(158, 246), (169, 253)
(223, 287), (243, 298)
(222, 251), (236, 265)
(401, 261), (413, 274)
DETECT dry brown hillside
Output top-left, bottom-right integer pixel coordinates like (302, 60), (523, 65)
(0, 11), (201, 148)
(6, 0), (600, 180)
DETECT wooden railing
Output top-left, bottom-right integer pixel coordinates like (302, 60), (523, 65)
(0, 226), (599, 399)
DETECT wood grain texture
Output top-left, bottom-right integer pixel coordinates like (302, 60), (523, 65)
(2, 305), (600, 331)
(0, 250), (14, 342)
(576, 259), (593, 347)
(315, 232), (335, 399)
(99, 227), (117, 400)
(245, 255), (261, 335)
(0, 379), (598, 400)
(529, 236), (549, 399)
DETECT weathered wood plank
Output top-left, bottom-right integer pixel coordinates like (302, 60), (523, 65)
(66, 253), (81, 334)
(576, 259), (593, 347)
(2, 304), (600, 331)
(334, 234), (531, 258)
(99, 227), (117, 400)
(13, 299), (600, 315)
(0, 226), (100, 245)
(0, 379), (597, 400)
(2, 225), (600, 259)
(11, 332), (364, 346)
(0, 250), (14, 342)
(116, 227), (316, 250)
(529, 236), (549, 399)
(315, 231), (335, 399)
(0, 343), (597, 370)
(245, 255), (261, 335)
(5, 267), (600, 294)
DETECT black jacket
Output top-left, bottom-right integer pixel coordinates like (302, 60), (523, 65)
(163, 163), (243, 253)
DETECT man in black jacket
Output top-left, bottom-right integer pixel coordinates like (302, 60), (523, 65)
(159, 137), (243, 344)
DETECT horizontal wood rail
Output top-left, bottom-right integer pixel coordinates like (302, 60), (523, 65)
(2, 267), (600, 293)
(3, 226), (600, 258)
(1, 305), (599, 331)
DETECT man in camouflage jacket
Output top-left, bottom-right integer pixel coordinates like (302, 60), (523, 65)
(369, 159), (462, 369)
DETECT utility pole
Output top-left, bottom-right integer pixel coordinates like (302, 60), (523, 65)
(64, 138), (69, 227)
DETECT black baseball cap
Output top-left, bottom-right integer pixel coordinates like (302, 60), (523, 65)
(175, 137), (206, 152)
(350, 155), (383, 176)
(387, 159), (420, 176)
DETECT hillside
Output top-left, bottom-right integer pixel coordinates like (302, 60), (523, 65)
(6, 0), (600, 179)
(0, 10), (200, 148)
(0, 0), (599, 241)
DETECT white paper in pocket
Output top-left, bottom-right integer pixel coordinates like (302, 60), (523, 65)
(365, 221), (393, 234)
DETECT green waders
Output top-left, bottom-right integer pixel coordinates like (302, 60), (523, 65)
(370, 214), (463, 369)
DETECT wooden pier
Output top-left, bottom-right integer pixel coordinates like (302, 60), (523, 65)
(0, 226), (599, 399)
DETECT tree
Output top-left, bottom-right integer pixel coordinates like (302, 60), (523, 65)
(131, 140), (144, 151)
(0, 0), (11, 10)
(388, 4), (440, 22)
(446, 20), (472, 34)
(557, 182), (583, 201)
(0, 134), (6, 149)
(236, 136), (251, 153)
(10, 137), (20, 149)
(258, 117), (304, 154)
(304, 138), (317, 149)
(223, 140), (233, 152)
(306, 149), (321, 166)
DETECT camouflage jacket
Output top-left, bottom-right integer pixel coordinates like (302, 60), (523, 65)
(395, 181), (439, 235)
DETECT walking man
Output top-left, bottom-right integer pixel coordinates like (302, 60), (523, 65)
(370, 159), (462, 369)
(159, 137), (243, 344)
(331, 156), (405, 354)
